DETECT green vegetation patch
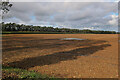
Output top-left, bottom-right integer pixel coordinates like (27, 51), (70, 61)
(2, 31), (68, 34)
(2, 66), (61, 79)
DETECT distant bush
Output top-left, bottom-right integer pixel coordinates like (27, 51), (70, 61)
(1, 22), (117, 34)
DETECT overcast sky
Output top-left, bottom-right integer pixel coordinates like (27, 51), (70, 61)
(2, 0), (119, 31)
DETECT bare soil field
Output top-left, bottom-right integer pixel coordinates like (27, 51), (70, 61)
(2, 34), (118, 78)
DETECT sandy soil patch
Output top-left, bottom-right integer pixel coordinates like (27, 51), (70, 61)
(2, 34), (118, 78)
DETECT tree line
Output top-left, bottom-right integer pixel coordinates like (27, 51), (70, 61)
(1, 22), (118, 34)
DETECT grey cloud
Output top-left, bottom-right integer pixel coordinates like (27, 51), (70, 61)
(3, 2), (118, 31)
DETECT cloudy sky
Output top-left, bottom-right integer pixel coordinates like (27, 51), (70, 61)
(2, 0), (119, 31)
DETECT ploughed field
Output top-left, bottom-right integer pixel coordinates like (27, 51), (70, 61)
(2, 34), (118, 78)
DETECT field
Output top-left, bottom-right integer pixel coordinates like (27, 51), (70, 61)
(2, 34), (118, 78)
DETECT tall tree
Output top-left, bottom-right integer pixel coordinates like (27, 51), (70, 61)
(0, 0), (12, 32)
(0, 1), (12, 14)
(0, 0), (12, 20)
